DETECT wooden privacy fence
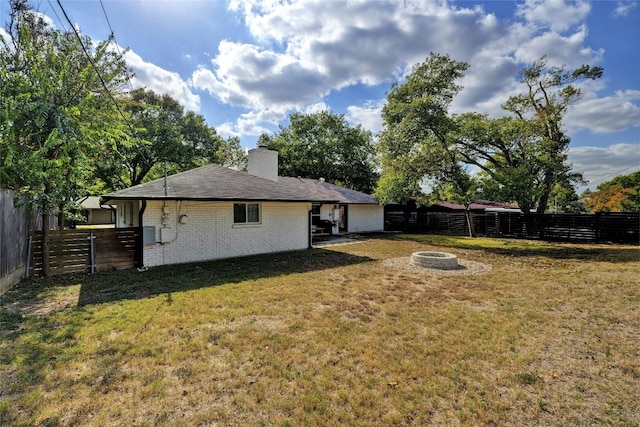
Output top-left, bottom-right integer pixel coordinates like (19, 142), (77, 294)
(1, 189), (31, 292)
(490, 212), (639, 244)
(385, 211), (640, 244)
(29, 228), (139, 277)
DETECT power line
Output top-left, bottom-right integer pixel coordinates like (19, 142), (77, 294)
(98, 0), (136, 93)
(56, 0), (131, 127)
(54, 0), (153, 172)
(586, 163), (640, 187)
(46, 0), (69, 32)
(94, 0), (155, 171)
(98, 0), (114, 35)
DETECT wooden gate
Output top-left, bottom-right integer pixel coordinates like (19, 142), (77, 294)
(29, 228), (138, 277)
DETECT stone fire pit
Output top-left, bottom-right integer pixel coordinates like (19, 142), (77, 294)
(410, 251), (459, 270)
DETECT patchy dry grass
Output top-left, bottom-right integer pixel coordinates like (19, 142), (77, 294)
(1, 234), (639, 426)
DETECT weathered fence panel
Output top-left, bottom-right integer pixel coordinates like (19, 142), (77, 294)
(0, 189), (30, 293)
(94, 228), (138, 272)
(30, 230), (91, 276)
(385, 210), (640, 245)
(595, 212), (640, 243)
(30, 227), (138, 277)
(384, 211), (406, 232)
(542, 214), (596, 242)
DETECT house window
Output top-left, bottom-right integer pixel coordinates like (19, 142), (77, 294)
(234, 203), (261, 224)
(311, 204), (321, 226)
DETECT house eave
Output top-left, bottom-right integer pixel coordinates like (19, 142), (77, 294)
(101, 195), (340, 204)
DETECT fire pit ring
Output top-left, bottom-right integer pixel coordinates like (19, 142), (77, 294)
(410, 251), (459, 270)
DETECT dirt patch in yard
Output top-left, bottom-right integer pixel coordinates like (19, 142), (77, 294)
(3, 283), (81, 317)
(5, 292), (78, 316)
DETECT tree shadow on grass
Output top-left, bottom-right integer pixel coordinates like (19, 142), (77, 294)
(394, 234), (640, 263)
(1, 248), (372, 336)
(484, 245), (640, 263)
(75, 248), (373, 306)
(0, 248), (373, 425)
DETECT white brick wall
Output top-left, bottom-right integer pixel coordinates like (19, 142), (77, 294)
(140, 200), (311, 267)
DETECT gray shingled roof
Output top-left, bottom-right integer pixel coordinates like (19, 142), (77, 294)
(101, 164), (379, 205)
(277, 177), (378, 204)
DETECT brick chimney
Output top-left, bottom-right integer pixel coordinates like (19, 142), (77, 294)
(247, 145), (278, 182)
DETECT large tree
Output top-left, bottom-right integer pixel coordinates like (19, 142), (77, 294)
(498, 57), (601, 212)
(94, 88), (247, 191)
(375, 53), (479, 234)
(258, 111), (378, 193)
(376, 53), (602, 214)
(0, 0), (130, 276)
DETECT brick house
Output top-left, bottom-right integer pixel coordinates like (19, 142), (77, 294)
(101, 147), (383, 268)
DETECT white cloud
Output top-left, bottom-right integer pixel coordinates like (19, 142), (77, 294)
(205, 0), (612, 138)
(236, 109), (283, 136)
(302, 103), (329, 115)
(123, 49), (201, 112)
(201, 1), (518, 135)
(614, 1), (638, 17)
(0, 27), (9, 44)
(191, 67), (233, 103)
(513, 24), (604, 68)
(452, 54), (519, 116)
(215, 121), (241, 139)
(215, 108), (286, 139)
(32, 11), (56, 29)
(568, 143), (640, 191)
(516, 0), (591, 32)
(235, 0), (508, 88)
(346, 101), (385, 135)
(0, 11), (54, 42)
(567, 90), (640, 134)
(192, 40), (329, 111)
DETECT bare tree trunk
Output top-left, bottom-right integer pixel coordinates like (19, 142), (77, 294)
(463, 202), (476, 238)
(537, 189), (551, 214)
(42, 210), (51, 278)
(58, 204), (65, 230)
(42, 181), (52, 278)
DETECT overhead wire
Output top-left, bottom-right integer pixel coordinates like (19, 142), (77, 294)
(54, 0), (153, 170)
(46, 0), (69, 32)
(95, 0), (181, 178)
(98, 0), (136, 94)
(56, 0), (133, 130)
(584, 163), (640, 188)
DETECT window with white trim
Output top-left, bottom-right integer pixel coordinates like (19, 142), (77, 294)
(233, 203), (261, 224)
(121, 202), (134, 226)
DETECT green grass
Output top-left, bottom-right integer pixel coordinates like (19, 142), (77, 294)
(1, 234), (639, 426)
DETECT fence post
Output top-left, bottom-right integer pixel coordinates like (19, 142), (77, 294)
(135, 226), (144, 269)
(89, 232), (96, 274)
(24, 235), (32, 278)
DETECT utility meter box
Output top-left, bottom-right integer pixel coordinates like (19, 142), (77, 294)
(160, 227), (176, 243)
(142, 226), (156, 245)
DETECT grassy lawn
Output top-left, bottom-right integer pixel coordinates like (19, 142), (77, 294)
(1, 234), (639, 426)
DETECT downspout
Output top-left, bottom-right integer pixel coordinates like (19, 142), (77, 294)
(308, 208), (313, 249)
(137, 199), (147, 269)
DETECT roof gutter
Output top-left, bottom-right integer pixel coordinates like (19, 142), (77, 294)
(308, 208), (313, 249)
(101, 196), (341, 204)
(136, 199), (147, 269)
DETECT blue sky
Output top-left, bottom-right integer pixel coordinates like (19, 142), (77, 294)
(1, 0), (639, 192)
